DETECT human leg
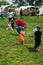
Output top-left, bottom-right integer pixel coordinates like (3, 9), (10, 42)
(34, 41), (41, 52)
(16, 26), (22, 34)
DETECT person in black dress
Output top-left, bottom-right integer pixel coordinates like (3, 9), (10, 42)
(34, 25), (42, 51)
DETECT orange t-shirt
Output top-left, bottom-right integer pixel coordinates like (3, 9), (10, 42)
(19, 31), (25, 42)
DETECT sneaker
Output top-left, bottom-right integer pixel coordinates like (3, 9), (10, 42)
(36, 47), (40, 52)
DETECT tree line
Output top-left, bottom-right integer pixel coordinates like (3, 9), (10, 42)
(15, 0), (42, 6)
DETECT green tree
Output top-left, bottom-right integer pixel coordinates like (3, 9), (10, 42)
(18, 0), (27, 6)
(16, 0), (42, 6)
(35, 0), (42, 6)
(34, 0), (42, 20)
(26, 0), (42, 5)
(0, 1), (9, 6)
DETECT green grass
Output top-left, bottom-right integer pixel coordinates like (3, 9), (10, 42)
(0, 16), (43, 65)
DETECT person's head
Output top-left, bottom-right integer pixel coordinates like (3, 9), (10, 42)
(36, 25), (41, 30)
(8, 9), (12, 12)
(21, 8), (22, 10)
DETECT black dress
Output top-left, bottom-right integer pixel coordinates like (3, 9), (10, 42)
(34, 30), (42, 49)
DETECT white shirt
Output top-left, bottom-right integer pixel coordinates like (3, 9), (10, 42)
(7, 12), (13, 18)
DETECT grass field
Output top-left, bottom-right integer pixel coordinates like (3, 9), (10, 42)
(0, 16), (43, 65)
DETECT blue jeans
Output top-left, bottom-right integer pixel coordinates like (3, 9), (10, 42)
(16, 26), (26, 33)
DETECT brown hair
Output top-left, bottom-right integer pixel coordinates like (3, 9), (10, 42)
(36, 25), (41, 30)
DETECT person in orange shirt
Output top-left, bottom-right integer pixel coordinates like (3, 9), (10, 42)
(19, 27), (25, 45)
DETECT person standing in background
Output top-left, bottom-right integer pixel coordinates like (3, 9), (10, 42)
(7, 9), (14, 29)
(20, 8), (23, 18)
(0, 7), (4, 19)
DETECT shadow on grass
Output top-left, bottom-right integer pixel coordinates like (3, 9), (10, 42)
(0, 24), (6, 28)
(26, 47), (35, 52)
(11, 43), (21, 46)
(10, 33), (19, 36)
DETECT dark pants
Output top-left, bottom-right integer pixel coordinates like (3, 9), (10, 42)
(16, 26), (26, 34)
(11, 22), (14, 29)
(9, 17), (14, 29)
(34, 40), (41, 49)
